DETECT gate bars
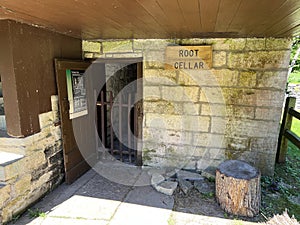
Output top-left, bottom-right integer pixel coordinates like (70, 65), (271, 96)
(96, 90), (138, 164)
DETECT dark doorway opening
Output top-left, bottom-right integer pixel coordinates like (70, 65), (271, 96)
(96, 62), (142, 165)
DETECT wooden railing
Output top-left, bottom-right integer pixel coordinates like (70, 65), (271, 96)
(276, 97), (300, 163)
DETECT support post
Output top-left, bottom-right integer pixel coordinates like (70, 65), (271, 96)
(276, 97), (296, 163)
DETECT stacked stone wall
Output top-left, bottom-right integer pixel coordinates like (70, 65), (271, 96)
(0, 96), (63, 223)
(83, 38), (292, 175)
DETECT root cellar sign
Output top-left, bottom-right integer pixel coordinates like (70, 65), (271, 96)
(165, 46), (212, 70)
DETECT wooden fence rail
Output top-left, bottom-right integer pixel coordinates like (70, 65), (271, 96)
(276, 97), (300, 163)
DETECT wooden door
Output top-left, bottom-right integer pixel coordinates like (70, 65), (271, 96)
(136, 62), (143, 166)
(55, 59), (105, 184)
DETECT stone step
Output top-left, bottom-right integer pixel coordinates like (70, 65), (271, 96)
(0, 136), (26, 155)
(0, 145), (26, 155)
(0, 151), (24, 182)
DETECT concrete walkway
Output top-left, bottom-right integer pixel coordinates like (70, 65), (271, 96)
(10, 165), (258, 225)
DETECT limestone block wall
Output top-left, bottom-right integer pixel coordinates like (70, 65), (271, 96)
(83, 38), (292, 175)
(0, 96), (63, 223)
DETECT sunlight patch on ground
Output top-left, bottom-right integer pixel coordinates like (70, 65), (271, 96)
(23, 195), (259, 225)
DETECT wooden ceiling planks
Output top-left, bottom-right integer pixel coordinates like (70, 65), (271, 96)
(274, 18), (300, 37)
(254, 0), (300, 37)
(177, 0), (202, 34)
(156, 0), (189, 36)
(116, 0), (167, 37)
(227, 0), (264, 34)
(214, 0), (242, 32)
(243, 0), (287, 36)
(0, 0), (299, 39)
(199, 0), (221, 32)
(0, 2), (83, 37)
(264, 2), (300, 37)
(281, 23), (300, 37)
(135, 0), (173, 32)
(1, 0), (121, 38)
(89, 0), (143, 38)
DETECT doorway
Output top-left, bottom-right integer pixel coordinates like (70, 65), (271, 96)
(55, 59), (143, 184)
(96, 61), (143, 166)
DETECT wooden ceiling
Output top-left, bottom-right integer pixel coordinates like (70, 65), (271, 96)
(0, 0), (299, 39)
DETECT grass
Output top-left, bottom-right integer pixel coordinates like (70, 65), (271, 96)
(260, 116), (300, 221)
(288, 71), (300, 84)
(28, 208), (47, 219)
(291, 118), (300, 135)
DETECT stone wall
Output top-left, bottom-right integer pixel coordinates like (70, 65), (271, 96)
(83, 38), (292, 175)
(0, 96), (63, 223)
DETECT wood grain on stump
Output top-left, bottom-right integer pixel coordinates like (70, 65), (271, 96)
(216, 160), (261, 217)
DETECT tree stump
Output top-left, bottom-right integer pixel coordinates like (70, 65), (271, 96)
(216, 160), (261, 217)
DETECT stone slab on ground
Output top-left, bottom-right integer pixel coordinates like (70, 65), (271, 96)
(93, 160), (142, 186)
(201, 166), (216, 179)
(132, 170), (152, 186)
(154, 181), (178, 196)
(8, 168), (265, 225)
(75, 173), (132, 201)
(25, 217), (108, 225)
(47, 195), (121, 221)
(177, 170), (204, 181)
(146, 167), (166, 176)
(124, 185), (174, 209)
(194, 179), (215, 194)
(110, 185), (174, 225)
(178, 179), (193, 194)
(110, 202), (172, 225)
(151, 173), (165, 186)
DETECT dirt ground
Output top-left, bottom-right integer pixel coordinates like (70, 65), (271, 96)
(173, 187), (264, 223)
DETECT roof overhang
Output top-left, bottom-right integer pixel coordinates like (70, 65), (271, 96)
(0, 0), (299, 39)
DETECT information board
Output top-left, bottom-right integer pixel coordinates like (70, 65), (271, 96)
(66, 69), (88, 119)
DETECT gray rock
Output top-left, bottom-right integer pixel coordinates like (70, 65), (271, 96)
(178, 179), (193, 194)
(194, 179), (215, 194)
(151, 173), (165, 186)
(201, 166), (216, 180)
(165, 170), (178, 180)
(154, 181), (178, 196)
(177, 170), (204, 181)
(146, 167), (166, 176)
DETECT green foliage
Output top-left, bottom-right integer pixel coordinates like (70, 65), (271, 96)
(201, 192), (215, 199)
(291, 118), (300, 136)
(288, 36), (300, 85)
(28, 208), (46, 218)
(207, 176), (215, 183)
(11, 214), (21, 223)
(223, 212), (229, 219)
(260, 143), (300, 221)
(290, 36), (300, 74)
(167, 214), (176, 225)
(288, 71), (300, 84)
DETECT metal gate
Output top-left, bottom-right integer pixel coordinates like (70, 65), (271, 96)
(96, 90), (138, 164)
